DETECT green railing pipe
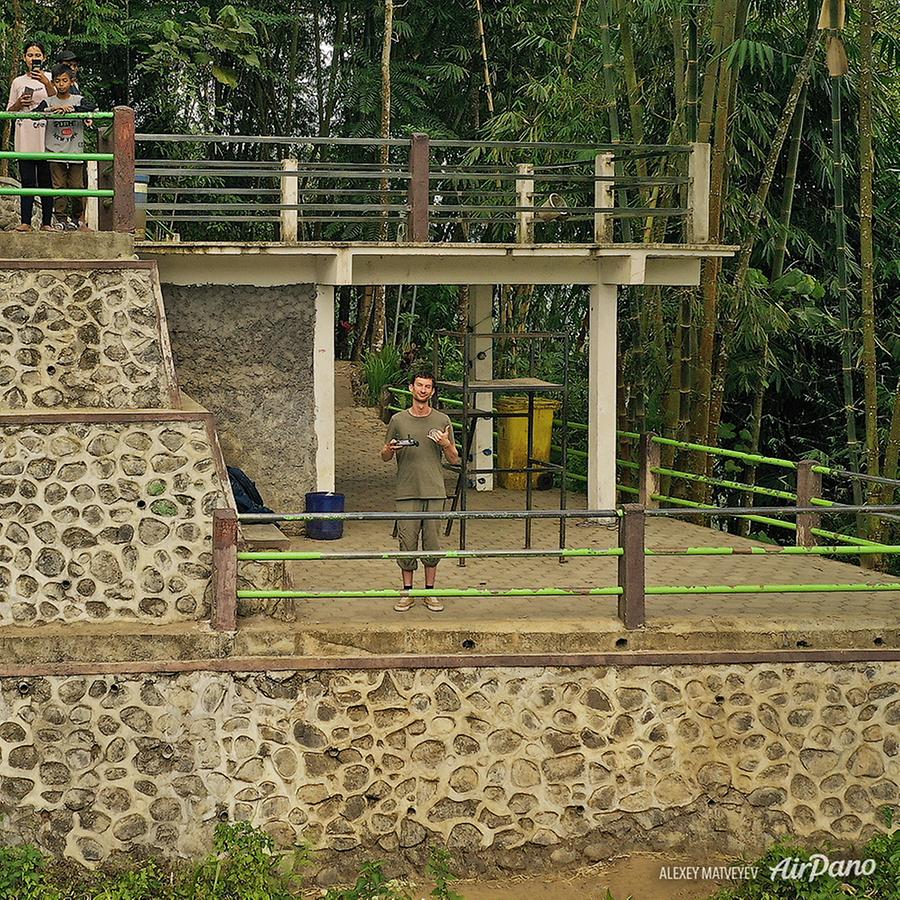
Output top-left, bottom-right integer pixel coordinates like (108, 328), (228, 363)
(238, 547), (623, 561)
(235, 582), (900, 600)
(0, 151), (113, 162)
(0, 111), (113, 119)
(650, 435), (798, 470)
(239, 543), (900, 562)
(651, 466), (798, 501)
(237, 586), (624, 599)
(645, 582), (900, 595)
(0, 188), (112, 198)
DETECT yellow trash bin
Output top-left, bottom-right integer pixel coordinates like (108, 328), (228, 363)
(495, 396), (560, 490)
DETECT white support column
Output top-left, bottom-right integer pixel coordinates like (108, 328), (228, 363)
(86, 161), (99, 231)
(281, 158), (299, 242)
(314, 283), (335, 491)
(515, 164), (535, 244)
(469, 284), (494, 491)
(588, 282), (618, 512)
(594, 152), (615, 243)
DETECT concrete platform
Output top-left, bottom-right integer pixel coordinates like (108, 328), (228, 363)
(230, 402), (900, 658)
(3, 391), (898, 669)
(0, 231), (134, 259)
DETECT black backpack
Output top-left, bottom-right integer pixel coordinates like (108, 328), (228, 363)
(227, 466), (273, 515)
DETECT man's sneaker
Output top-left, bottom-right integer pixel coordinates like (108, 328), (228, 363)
(424, 590), (444, 612)
(64, 218), (78, 231)
(393, 589), (415, 613)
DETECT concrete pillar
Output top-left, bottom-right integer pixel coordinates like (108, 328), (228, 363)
(588, 282), (618, 511)
(314, 284), (335, 491)
(469, 284), (493, 490)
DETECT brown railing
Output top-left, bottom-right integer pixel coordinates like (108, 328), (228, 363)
(133, 133), (711, 244)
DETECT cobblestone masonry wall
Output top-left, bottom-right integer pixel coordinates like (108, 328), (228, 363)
(0, 420), (225, 625)
(0, 268), (174, 410)
(0, 664), (896, 879)
(161, 284), (317, 511)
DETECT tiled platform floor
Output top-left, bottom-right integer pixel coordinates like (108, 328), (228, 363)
(253, 401), (900, 650)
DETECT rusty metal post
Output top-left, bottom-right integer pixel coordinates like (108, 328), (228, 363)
(638, 433), (660, 509)
(795, 460), (822, 547)
(212, 507), (238, 631)
(407, 133), (430, 243)
(112, 106), (135, 233)
(617, 504), (646, 629)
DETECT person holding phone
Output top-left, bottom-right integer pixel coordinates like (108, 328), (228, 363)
(381, 371), (459, 611)
(6, 40), (57, 232)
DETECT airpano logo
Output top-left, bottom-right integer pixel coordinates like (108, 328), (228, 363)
(769, 854), (877, 882)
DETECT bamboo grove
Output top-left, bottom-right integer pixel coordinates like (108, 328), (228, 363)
(2, 0), (900, 521)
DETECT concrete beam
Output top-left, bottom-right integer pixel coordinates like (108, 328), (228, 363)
(142, 242), (735, 289)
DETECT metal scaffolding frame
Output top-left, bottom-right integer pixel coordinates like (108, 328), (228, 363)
(433, 330), (571, 562)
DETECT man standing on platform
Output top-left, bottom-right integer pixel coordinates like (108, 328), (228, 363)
(381, 371), (459, 612)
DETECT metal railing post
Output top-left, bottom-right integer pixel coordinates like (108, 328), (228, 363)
(407, 133), (430, 242)
(280, 158), (299, 241)
(795, 460), (822, 547)
(516, 163), (534, 243)
(617, 504), (646, 629)
(212, 507), (238, 631)
(687, 141), (710, 243)
(594, 152), (615, 242)
(112, 106), (135, 233)
(638, 434), (660, 509)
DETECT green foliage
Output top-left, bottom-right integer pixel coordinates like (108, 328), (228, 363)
(92, 861), (168, 900)
(425, 847), (463, 900)
(711, 810), (900, 899)
(323, 861), (413, 900)
(0, 823), (310, 900)
(362, 344), (404, 407)
(186, 821), (307, 900)
(0, 844), (57, 900)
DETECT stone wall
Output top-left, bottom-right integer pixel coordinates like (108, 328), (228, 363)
(161, 284), (317, 511)
(0, 663), (896, 879)
(0, 419), (226, 625)
(0, 267), (177, 410)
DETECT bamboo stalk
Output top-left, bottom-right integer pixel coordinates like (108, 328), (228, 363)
(598, 0), (633, 242)
(474, 0), (495, 116)
(859, 0), (877, 487)
(686, 13), (698, 142)
(565, 0), (585, 69)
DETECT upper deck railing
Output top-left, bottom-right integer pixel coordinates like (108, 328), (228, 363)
(134, 132), (712, 245)
(2, 108), (712, 245)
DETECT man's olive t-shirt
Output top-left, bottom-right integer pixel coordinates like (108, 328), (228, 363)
(386, 408), (453, 500)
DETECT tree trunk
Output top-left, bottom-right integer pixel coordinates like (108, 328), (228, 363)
(371, 0), (395, 353)
(312, 0), (325, 135)
(859, 0), (877, 486)
(321, 1), (347, 137)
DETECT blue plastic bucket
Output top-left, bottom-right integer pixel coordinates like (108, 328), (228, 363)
(305, 491), (345, 540)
